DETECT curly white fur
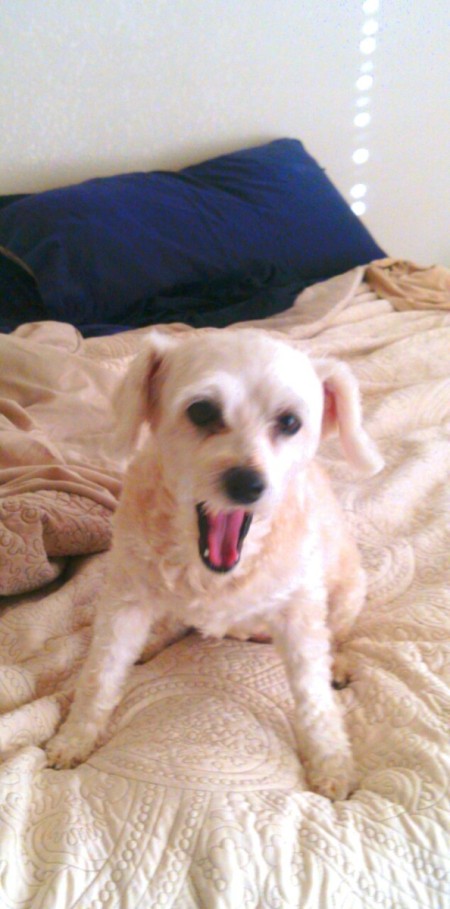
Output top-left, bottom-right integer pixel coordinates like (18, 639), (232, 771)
(46, 327), (383, 800)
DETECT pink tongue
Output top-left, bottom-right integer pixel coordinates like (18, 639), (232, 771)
(207, 510), (246, 569)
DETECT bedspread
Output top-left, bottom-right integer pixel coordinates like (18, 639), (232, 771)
(0, 267), (449, 908)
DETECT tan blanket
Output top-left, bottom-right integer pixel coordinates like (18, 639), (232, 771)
(0, 321), (124, 594)
(366, 257), (450, 311)
(0, 268), (449, 908)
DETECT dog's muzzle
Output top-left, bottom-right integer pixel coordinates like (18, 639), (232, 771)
(196, 504), (253, 573)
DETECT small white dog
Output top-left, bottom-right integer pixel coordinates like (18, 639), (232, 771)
(46, 327), (383, 799)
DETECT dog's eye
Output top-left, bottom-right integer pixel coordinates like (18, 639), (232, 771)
(276, 412), (302, 436)
(187, 399), (224, 431)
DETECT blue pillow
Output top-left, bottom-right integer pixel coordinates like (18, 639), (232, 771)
(0, 246), (47, 329)
(0, 139), (384, 327)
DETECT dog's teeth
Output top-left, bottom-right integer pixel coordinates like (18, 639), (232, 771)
(204, 548), (209, 557)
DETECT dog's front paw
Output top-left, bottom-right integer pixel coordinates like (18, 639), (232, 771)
(331, 651), (352, 690)
(304, 754), (357, 801)
(46, 722), (102, 769)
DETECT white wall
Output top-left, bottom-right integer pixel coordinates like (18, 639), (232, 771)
(1, 0), (448, 264)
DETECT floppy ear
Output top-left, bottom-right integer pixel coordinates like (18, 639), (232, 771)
(314, 358), (384, 475)
(113, 330), (178, 454)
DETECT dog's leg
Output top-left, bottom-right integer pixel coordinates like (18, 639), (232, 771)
(138, 617), (187, 662)
(328, 563), (367, 689)
(46, 584), (159, 769)
(272, 596), (356, 801)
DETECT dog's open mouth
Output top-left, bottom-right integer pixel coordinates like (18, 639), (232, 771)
(196, 503), (252, 572)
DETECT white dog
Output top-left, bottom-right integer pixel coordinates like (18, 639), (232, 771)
(46, 327), (383, 799)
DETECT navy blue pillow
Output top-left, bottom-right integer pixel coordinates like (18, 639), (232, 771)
(0, 246), (47, 329)
(0, 139), (384, 327)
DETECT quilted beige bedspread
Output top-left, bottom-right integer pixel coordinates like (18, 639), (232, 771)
(0, 267), (449, 908)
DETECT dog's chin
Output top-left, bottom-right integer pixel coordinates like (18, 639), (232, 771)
(196, 503), (253, 573)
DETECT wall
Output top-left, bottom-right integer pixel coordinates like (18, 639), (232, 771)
(1, 0), (448, 263)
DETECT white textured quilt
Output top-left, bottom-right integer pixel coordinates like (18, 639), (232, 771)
(0, 268), (449, 908)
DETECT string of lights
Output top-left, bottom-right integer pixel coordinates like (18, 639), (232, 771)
(350, 0), (380, 217)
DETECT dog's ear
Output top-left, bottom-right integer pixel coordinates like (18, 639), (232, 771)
(314, 358), (384, 475)
(113, 330), (178, 454)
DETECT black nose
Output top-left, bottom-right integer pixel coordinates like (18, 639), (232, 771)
(222, 466), (266, 505)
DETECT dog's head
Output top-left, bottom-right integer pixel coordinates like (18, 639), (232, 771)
(115, 328), (383, 573)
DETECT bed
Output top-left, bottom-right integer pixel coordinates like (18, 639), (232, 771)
(0, 140), (449, 908)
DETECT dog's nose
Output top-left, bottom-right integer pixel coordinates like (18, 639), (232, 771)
(222, 467), (266, 505)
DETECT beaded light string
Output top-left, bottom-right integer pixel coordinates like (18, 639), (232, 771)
(350, 0), (380, 217)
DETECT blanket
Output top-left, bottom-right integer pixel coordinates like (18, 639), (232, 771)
(0, 268), (449, 908)
(0, 320), (127, 595)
